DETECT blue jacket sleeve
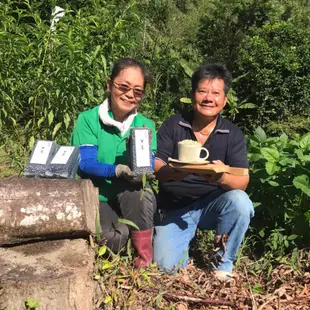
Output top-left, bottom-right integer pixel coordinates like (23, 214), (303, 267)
(79, 145), (117, 178)
(151, 153), (155, 169)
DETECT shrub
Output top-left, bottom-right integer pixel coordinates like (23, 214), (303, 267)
(235, 21), (310, 129)
(0, 0), (142, 147)
(247, 127), (310, 251)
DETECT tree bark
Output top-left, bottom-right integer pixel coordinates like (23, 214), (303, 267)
(0, 178), (99, 245)
(0, 239), (97, 310)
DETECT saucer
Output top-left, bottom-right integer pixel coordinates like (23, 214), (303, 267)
(168, 158), (210, 165)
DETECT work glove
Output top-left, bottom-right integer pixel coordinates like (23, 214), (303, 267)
(131, 172), (156, 183)
(115, 165), (155, 184)
(115, 164), (136, 182)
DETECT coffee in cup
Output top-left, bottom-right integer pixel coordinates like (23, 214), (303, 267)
(177, 140), (209, 162)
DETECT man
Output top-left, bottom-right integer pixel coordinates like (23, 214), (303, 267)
(153, 63), (254, 280)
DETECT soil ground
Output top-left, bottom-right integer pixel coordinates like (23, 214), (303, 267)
(95, 250), (310, 309)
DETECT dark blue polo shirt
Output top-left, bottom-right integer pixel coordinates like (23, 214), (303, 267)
(155, 111), (249, 209)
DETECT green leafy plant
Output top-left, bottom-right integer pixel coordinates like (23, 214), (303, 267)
(93, 237), (161, 308)
(25, 297), (40, 310)
(235, 20), (310, 129)
(247, 127), (310, 253)
(252, 283), (264, 294)
(117, 218), (140, 231)
(0, 0), (143, 158)
(139, 172), (154, 200)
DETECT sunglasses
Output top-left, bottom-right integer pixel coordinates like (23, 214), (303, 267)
(113, 81), (144, 98)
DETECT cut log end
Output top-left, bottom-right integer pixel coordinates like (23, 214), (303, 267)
(0, 178), (99, 245)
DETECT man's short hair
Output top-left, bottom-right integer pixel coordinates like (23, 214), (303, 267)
(191, 63), (232, 95)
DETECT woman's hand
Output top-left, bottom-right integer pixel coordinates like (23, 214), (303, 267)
(115, 164), (136, 181)
(116, 165), (155, 183)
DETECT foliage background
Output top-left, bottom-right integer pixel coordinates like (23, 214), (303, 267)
(0, 0), (309, 261)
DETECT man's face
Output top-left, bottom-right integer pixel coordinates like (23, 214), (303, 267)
(192, 78), (227, 118)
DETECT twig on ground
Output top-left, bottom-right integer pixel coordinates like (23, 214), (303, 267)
(137, 286), (236, 308)
(244, 266), (258, 310)
(279, 297), (310, 305)
(257, 295), (277, 310)
(298, 284), (308, 297)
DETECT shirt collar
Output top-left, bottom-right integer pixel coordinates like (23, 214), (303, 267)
(178, 111), (229, 134)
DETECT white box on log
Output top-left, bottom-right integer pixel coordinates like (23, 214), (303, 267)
(24, 140), (57, 177)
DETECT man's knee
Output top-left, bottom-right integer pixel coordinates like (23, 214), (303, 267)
(153, 238), (181, 272)
(153, 226), (189, 272)
(225, 189), (254, 219)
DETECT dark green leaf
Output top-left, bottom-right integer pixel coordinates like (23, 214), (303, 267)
(261, 147), (280, 163)
(180, 97), (192, 104)
(254, 127), (267, 142)
(293, 175), (310, 197)
(118, 218), (140, 230)
(265, 162), (280, 175)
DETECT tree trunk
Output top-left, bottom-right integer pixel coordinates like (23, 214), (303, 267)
(0, 178), (99, 245)
(0, 239), (97, 310)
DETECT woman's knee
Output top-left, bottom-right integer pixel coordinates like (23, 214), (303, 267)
(122, 186), (156, 209)
(101, 224), (129, 253)
(119, 186), (157, 228)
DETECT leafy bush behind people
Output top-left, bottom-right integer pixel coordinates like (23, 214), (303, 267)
(247, 127), (310, 253)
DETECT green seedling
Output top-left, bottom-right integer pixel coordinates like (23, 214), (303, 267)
(25, 297), (40, 309)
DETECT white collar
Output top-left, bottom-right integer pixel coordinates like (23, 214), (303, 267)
(98, 98), (137, 136)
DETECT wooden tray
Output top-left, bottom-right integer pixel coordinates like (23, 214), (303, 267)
(168, 162), (249, 176)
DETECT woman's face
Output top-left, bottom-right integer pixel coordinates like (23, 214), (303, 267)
(108, 67), (144, 119)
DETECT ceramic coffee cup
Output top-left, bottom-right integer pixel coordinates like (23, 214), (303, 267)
(178, 140), (209, 162)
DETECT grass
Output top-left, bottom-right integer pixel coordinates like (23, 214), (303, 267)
(0, 146), (19, 177)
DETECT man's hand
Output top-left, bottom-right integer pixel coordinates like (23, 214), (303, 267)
(115, 164), (136, 182)
(200, 160), (225, 184)
(170, 168), (190, 181)
(154, 159), (190, 181)
(200, 160), (249, 190)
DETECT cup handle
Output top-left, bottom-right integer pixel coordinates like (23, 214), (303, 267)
(200, 147), (209, 160)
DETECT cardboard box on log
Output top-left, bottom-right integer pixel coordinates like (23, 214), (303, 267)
(0, 178), (99, 245)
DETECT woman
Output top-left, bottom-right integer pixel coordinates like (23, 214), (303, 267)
(71, 58), (157, 268)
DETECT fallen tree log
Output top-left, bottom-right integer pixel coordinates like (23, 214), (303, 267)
(0, 178), (99, 245)
(0, 239), (97, 310)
